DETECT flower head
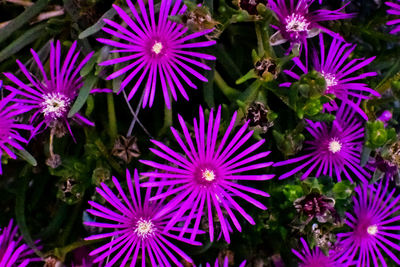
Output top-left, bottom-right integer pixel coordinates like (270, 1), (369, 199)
(281, 34), (379, 120)
(98, 0), (216, 109)
(84, 169), (200, 267)
(140, 106), (274, 243)
(274, 103), (370, 182)
(0, 219), (42, 267)
(292, 238), (343, 267)
(4, 40), (95, 140)
(0, 94), (33, 174)
(268, 0), (355, 53)
(335, 179), (400, 266)
(386, 1), (400, 34)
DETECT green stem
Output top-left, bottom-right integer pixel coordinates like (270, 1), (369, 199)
(107, 93), (118, 141)
(95, 139), (124, 176)
(255, 22), (264, 57)
(214, 70), (240, 101)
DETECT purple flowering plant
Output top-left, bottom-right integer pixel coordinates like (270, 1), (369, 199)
(0, 0), (400, 266)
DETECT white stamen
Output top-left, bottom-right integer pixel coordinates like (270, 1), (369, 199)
(328, 138), (342, 154)
(367, 224), (378, 236)
(134, 218), (156, 238)
(321, 72), (338, 88)
(41, 92), (70, 119)
(202, 169), (216, 182)
(285, 14), (310, 32)
(152, 42), (163, 55)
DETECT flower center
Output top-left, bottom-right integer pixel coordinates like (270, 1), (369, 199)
(152, 41), (163, 55)
(321, 72), (338, 92)
(202, 169), (216, 182)
(41, 92), (71, 120)
(285, 14), (310, 33)
(367, 224), (378, 236)
(328, 138), (342, 154)
(134, 218), (156, 239)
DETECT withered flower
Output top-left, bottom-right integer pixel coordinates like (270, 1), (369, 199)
(294, 193), (339, 224)
(111, 135), (141, 164)
(246, 102), (274, 133)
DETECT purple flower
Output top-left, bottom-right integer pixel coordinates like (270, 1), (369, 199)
(196, 256), (247, 267)
(386, 1), (400, 34)
(140, 106), (274, 243)
(84, 169), (201, 267)
(273, 103), (370, 182)
(335, 179), (400, 266)
(98, 0), (216, 109)
(0, 94), (33, 174)
(3, 40), (95, 140)
(292, 238), (342, 267)
(0, 219), (42, 267)
(281, 34), (379, 120)
(268, 0), (355, 53)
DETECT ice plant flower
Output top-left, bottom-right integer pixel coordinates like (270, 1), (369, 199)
(84, 169), (201, 267)
(273, 103), (370, 182)
(0, 93), (33, 174)
(0, 219), (42, 267)
(292, 238), (342, 267)
(386, 1), (400, 34)
(140, 106), (274, 243)
(268, 0), (355, 54)
(196, 256), (247, 267)
(3, 40), (95, 140)
(281, 34), (379, 120)
(98, 0), (216, 108)
(335, 179), (400, 266)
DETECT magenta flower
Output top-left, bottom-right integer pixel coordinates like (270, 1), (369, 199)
(292, 238), (342, 267)
(0, 93), (33, 174)
(335, 179), (400, 266)
(273, 103), (370, 182)
(281, 34), (379, 120)
(268, 0), (355, 53)
(84, 169), (201, 267)
(140, 106), (274, 243)
(3, 40), (95, 140)
(386, 1), (400, 34)
(98, 0), (216, 108)
(196, 256), (247, 267)
(0, 219), (42, 267)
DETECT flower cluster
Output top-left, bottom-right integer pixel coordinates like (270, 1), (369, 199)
(0, 0), (399, 266)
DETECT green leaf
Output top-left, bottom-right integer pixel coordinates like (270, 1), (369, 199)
(68, 75), (98, 118)
(15, 168), (43, 257)
(80, 51), (99, 77)
(0, 0), (48, 43)
(333, 181), (354, 200)
(79, 8), (117, 39)
(203, 60), (215, 107)
(0, 24), (47, 62)
(15, 149), (37, 167)
(361, 146), (372, 167)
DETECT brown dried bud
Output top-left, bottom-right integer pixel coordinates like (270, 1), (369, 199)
(239, 0), (268, 15)
(181, 5), (220, 32)
(46, 153), (61, 169)
(112, 136), (141, 164)
(246, 102), (274, 133)
(254, 58), (279, 80)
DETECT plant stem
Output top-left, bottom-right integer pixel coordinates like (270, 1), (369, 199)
(107, 93), (118, 141)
